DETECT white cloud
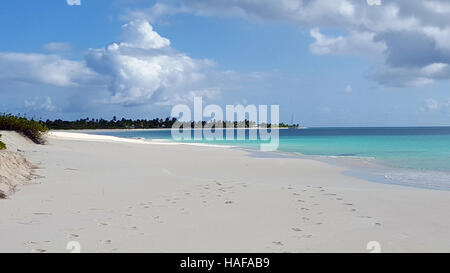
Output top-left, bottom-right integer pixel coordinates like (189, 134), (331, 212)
(85, 19), (215, 106)
(0, 53), (95, 87)
(421, 63), (448, 76)
(309, 28), (386, 57)
(421, 97), (450, 114)
(155, 88), (221, 106)
(119, 20), (170, 50)
(66, 0), (81, 6)
(422, 98), (439, 112)
(423, 1), (450, 14)
(367, 0), (381, 6)
(0, 19), (231, 109)
(139, 0), (450, 87)
(43, 42), (72, 52)
(25, 97), (57, 112)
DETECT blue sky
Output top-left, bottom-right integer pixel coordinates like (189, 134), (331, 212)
(0, 0), (449, 126)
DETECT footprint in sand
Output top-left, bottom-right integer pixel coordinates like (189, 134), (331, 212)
(17, 220), (39, 225)
(33, 212), (52, 216)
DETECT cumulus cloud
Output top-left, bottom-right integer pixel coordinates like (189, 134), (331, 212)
(0, 19), (221, 108)
(85, 20), (214, 106)
(119, 20), (171, 50)
(137, 0), (450, 87)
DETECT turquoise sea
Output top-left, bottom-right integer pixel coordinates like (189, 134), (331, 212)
(91, 127), (450, 190)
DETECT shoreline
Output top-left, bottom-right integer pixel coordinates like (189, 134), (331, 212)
(57, 130), (450, 192)
(1, 131), (450, 252)
(51, 127), (292, 134)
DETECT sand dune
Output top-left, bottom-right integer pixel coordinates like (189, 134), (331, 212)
(0, 132), (37, 198)
(0, 130), (450, 253)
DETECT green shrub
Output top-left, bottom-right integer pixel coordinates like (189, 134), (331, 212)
(0, 114), (49, 144)
(0, 133), (5, 150)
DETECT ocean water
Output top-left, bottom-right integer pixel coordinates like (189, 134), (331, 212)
(92, 127), (450, 190)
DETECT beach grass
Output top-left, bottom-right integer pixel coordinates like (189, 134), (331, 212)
(0, 135), (5, 150)
(0, 114), (49, 144)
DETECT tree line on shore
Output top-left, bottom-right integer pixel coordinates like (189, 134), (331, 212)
(43, 116), (296, 130)
(0, 113), (298, 147)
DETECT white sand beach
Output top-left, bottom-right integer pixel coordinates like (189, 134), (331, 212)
(1, 130), (450, 253)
